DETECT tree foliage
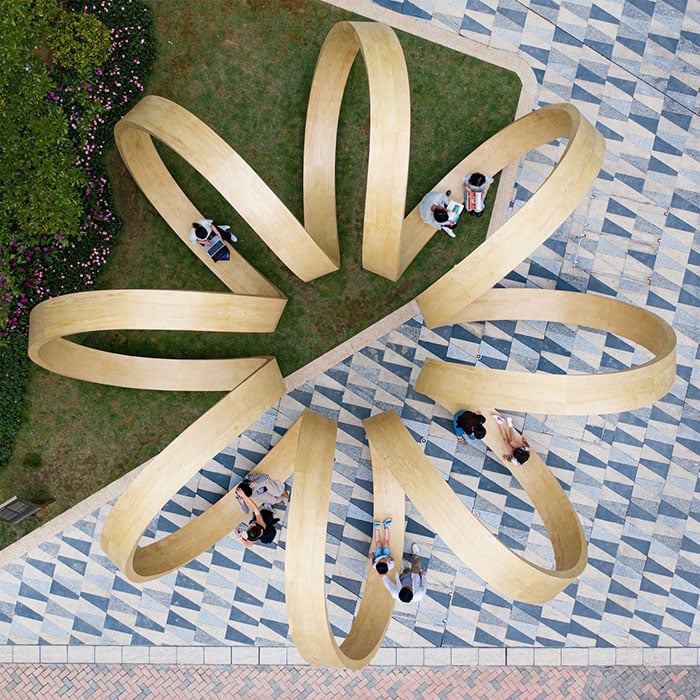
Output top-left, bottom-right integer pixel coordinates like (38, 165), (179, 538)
(0, 0), (86, 296)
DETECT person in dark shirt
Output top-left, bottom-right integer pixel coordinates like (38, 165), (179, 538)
(453, 410), (486, 444)
(234, 490), (280, 547)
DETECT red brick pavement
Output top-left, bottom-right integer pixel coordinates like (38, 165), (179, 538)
(0, 665), (697, 699)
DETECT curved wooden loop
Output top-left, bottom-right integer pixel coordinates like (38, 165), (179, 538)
(415, 103), (606, 326)
(28, 290), (286, 390)
(415, 289), (677, 415)
(100, 358), (286, 581)
(23, 18), (679, 669)
(364, 410), (587, 603)
(285, 410), (405, 669)
(114, 95), (338, 284)
(304, 21), (411, 280)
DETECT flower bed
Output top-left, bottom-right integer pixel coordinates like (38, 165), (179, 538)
(2, 0), (154, 336)
(0, 0), (155, 467)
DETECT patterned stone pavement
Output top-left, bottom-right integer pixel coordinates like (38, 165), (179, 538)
(0, 0), (698, 695)
(0, 664), (697, 699)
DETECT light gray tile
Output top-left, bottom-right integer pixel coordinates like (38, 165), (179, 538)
(94, 646), (122, 664)
(424, 647), (451, 666)
(123, 646), (150, 664)
(370, 647), (397, 666)
(148, 647), (177, 664)
(507, 648), (534, 666)
(231, 647), (259, 665)
(396, 647), (425, 666)
(670, 648), (698, 666)
(13, 646), (41, 663)
(285, 647), (308, 666)
(40, 646), (67, 663)
(479, 648), (506, 666)
(67, 646), (95, 663)
(203, 646), (232, 665)
(561, 648), (589, 666)
(643, 648), (671, 666)
(451, 648), (479, 666)
(588, 647), (616, 665)
(259, 647), (287, 665)
(616, 648), (644, 665)
(533, 648), (562, 666)
(176, 647), (204, 665)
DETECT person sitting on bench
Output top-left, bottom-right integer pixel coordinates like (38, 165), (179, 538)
(189, 219), (237, 262)
(463, 172), (494, 217)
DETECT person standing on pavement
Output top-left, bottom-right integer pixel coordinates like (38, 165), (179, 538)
(382, 543), (427, 603)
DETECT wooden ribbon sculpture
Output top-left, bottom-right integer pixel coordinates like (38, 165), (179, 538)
(27, 21), (676, 668)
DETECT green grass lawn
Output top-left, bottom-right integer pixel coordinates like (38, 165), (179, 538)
(0, 0), (519, 547)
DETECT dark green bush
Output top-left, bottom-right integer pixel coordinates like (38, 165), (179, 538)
(0, 0), (155, 473)
(0, 335), (29, 467)
(0, 0), (86, 297)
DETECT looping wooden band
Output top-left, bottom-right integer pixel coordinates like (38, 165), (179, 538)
(24, 20), (678, 668)
(415, 102), (607, 327)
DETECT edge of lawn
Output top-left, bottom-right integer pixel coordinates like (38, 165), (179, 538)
(0, 9), (537, 565)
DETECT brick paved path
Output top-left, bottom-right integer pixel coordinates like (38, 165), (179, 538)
(0, 665), (697, 699)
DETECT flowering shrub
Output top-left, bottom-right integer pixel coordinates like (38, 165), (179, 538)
(0, 0), (85, 302)
(2, 0), (154, 336)
(0, 0), (154, 467)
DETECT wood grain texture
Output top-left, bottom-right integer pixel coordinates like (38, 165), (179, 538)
(364, 411), (586, 603)
(304, 21), (411, 280)
(28, 290), (285, 390)
(415, 289), (677, 415)
(415, 103), (606, 327)
(285, 410), (401, 669)
(99, 358), (286, 581)
(115, 95), (338, 285)
(24, 19), (679, 668)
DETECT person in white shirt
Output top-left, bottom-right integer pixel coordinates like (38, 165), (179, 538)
(419, 190), (458, 238)
(463, 172), (494, 217)
(382, 543), (427, 603)
(234, 472), (288, 514)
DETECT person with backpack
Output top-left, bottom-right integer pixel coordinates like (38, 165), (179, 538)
(463, 172), (494, 217)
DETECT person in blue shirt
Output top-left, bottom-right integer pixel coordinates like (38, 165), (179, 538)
(453, 410), (486, 443)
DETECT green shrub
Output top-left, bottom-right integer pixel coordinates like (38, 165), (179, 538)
(47, 12), (112, 78)
(0, 335), (29, 467)
(0, 0), (86, 297)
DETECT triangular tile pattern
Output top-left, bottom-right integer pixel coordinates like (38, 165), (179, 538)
(2, 300), (698, 649)
(0, 0), (699, 657)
